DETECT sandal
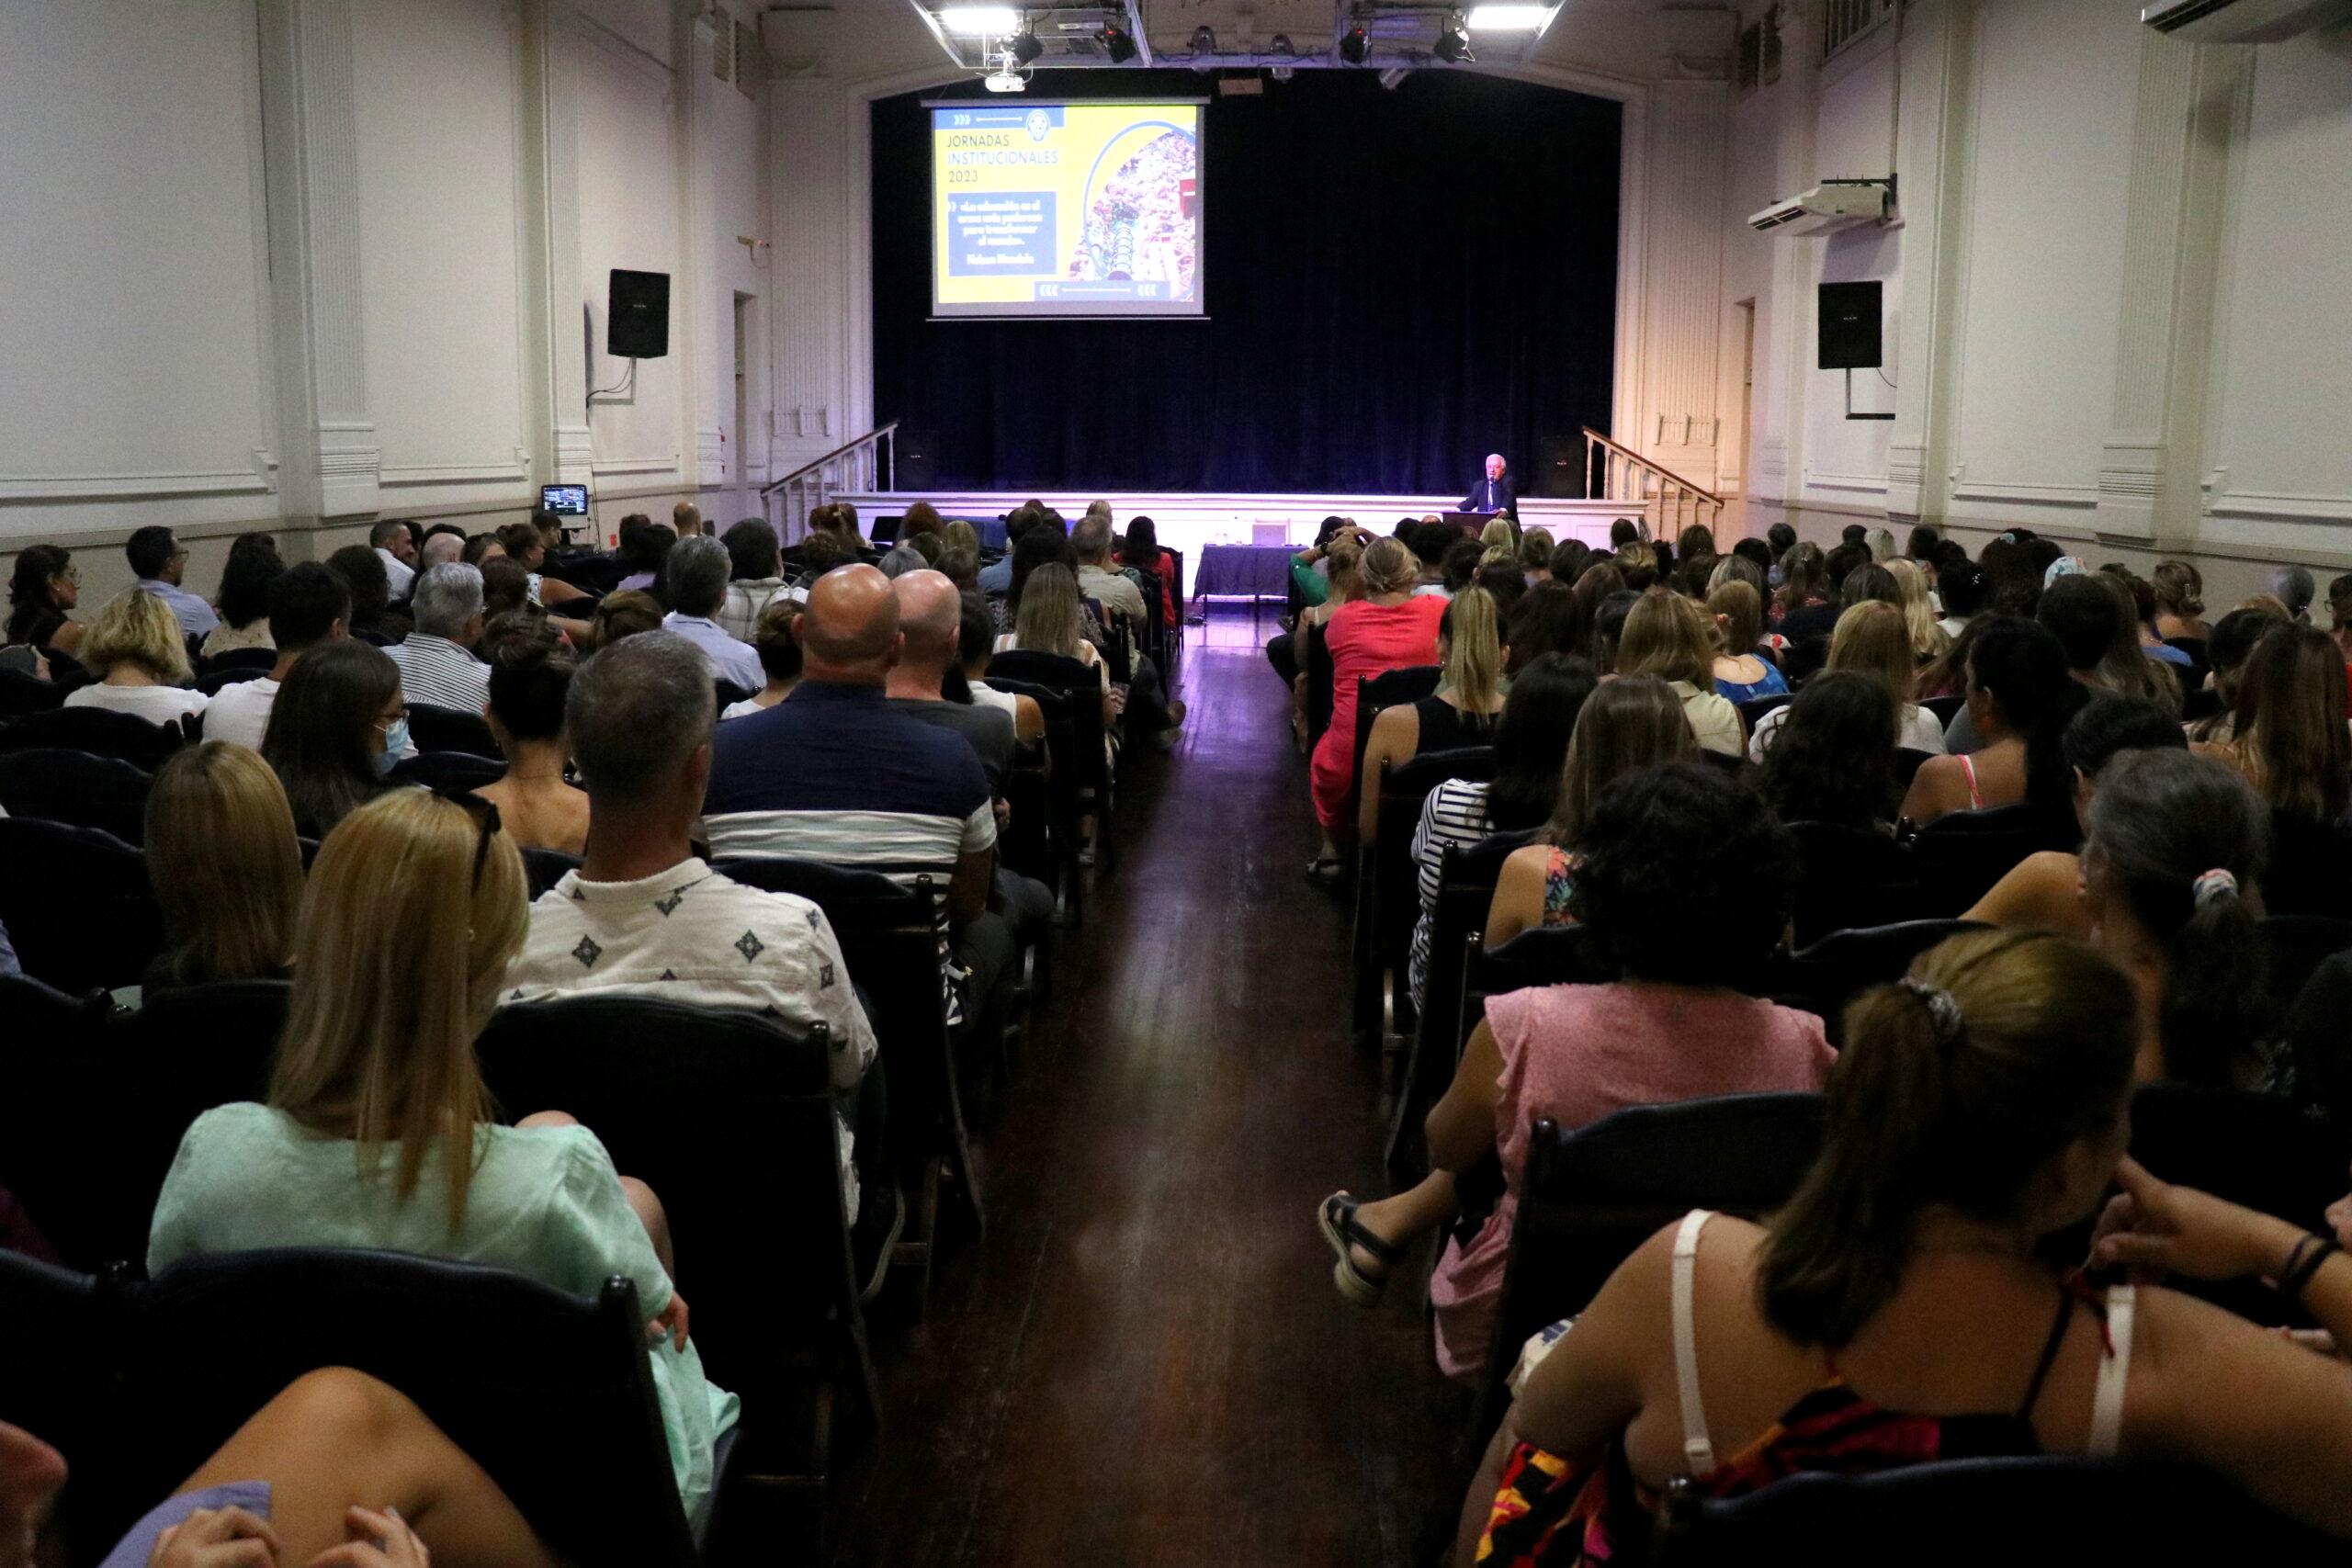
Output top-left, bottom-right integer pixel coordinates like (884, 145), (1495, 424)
(1318, 1191), (1406, 1308)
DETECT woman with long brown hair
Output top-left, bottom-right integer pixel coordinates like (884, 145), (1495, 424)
(1615, 590), (1742, 755)
(2218, 624), (2352, 824)
(141, 742), (304, 995)
(148, 788), (737, 1519)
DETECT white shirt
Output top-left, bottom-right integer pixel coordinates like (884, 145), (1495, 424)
(717, 579), (795, 645)
(1748, 700), (1947, 763)
(201, 675), (279, 751)
(1076, 563), (1147, 627)
(501, 857), (879, 1215)
(720, 696), (773, 721)
(62, 682), (208, 726)
(1668, 679), (1745, 757)
(969, 683), (1019, 722)
(662, 613), (764, 694)
(377, 548), (417, 599)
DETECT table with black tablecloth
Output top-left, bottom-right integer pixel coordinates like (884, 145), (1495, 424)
(1191, 544), (1295, 604)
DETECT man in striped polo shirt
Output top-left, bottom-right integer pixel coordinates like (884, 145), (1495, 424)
(386, 562), (491, 714)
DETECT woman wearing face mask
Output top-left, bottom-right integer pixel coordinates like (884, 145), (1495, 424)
(261, 638), (406, 840)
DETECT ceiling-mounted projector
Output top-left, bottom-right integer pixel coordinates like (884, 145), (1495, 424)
(984, 63), (1025, 89)
(1748, 180), (1891, 236)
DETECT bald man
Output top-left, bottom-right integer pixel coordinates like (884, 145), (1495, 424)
(886, 570), (1015, 794)
(704, 564), (1015, 1032)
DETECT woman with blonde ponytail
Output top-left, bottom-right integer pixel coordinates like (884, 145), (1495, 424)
(148, 788), (739, 1519)
(1460, 926), (2352, 1560)
(1355, 586), (1510, 841)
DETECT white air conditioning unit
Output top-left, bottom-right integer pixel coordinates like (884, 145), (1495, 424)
(1747, 182), (1890, 237)
(2142, 0), (2352, 42)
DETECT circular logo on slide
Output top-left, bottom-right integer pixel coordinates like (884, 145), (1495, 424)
(1025, 108), (1052, 141)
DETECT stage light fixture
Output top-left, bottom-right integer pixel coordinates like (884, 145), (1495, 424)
(1190, 24), (1216, 51)
(1432, 17), (1472, 61)
(1465, 4), (1551, 27)
(1338, 24), (1369, 62)
(1010, 28), (1043, 62)
(1098, 21), (1136, 61)
(1269, 32), (1295, 55)
(940, 7), (1021, 34)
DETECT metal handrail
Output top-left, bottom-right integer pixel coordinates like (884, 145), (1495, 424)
(760, 422), (899, 541)
(1582, 426), (1725, 543)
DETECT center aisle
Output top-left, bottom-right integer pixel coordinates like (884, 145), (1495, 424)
(834, 633), (1461, 1565)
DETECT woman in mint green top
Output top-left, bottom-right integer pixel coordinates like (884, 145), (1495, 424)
(144, 786), (736, 1522)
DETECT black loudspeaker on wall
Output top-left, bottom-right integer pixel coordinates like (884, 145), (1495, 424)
(606, 269), (671, 359)
(1816, 280), (1883, 370)
(1533, 434), (1581, 500)
(894, 429), (935, 491)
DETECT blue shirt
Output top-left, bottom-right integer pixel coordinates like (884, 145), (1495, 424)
(137, 579), (218, 638)
(1714, 660), (1790, 704)
(977, 557), (1014, 595)
(662, 612), (764, 694)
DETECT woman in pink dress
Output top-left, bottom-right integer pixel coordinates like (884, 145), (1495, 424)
(1307, 535), (1447, 876)
(1319, 761), (1835, 1382)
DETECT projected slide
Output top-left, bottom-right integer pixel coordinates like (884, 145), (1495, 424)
(931, 102), (1203, 319)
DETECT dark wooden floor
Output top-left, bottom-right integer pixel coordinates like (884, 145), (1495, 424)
(831, 628), (1461, 1566)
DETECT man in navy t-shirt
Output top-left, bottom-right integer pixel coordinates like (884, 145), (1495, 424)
(703, 564), (1013, 1030)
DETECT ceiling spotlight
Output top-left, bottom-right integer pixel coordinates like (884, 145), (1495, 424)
(1433, 17), (1472, 61)
(940, 7), (1021, 34)
(1010, 28), (1043, 62)
(1338, 24), (1369, 62)
(1098, 21), (1136, 62)
(1190, 24), (1216, 52)
(1269, 32), (1294, 55)
(1465, 4), (1551, 27)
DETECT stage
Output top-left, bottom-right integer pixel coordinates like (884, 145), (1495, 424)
(826, 491), (1644, 596)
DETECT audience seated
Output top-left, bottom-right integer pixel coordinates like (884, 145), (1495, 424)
(658, 536), (762, 694)
(888, 570), (1016, 796)
(420, 529), (464, 570)
(1964, 693), (2189, 935)
(717, 518), (793, 643)
(588, 588), (665, 650)
(722, 597), (804, 718)
(472, 616), (586, 856)
(386, 563), (491, 714)
(478, 555), (531, 623)
(500, 630), (876, 1213)
(1900, 616), (2084, 825)
(199, 532), (283, 659)
(1483, 675), (1698, 949)
(1706, 580), (1785, 702)
(2153, 558), (2210, 641)
(1461, 927), (2352, 1561)
(1501, 580), (1584, 676)
(1405, 654), (1594, 1008)
(6, 544), (85, 658)
(704, 565), (1013, 1033)
(125, 525), (217, 639)
(2214, 624), (2350, 825)
(957, 592), (1044, 745)
(1321, 762), (1831, 1382)
(262, 637), (403, 840)
(61, 588), (207, 727)
(613, 515), (673, 595)
(146, 786), (737, 1519)
(1358, 588), (1509, 839)
(492, 519), (589, 609)
(1070, 515), (1184, 742)
(370, 516), (420, 600)
(1885, 556), (1951, 665)
(141, 741), (302, 996)
(1307, 536), (1448, 875)
(1616, 589), (1742, 755)
(1758, 670), (1899, 831)
(1117, 516), (1179, 626)
(203, 562), (350, 753)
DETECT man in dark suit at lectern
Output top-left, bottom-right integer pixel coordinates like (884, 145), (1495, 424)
(1461, 453), (1516, 515)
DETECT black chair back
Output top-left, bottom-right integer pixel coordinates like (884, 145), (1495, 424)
(1893, 746), (1936, 791)
(1471, 1093), (1827, 1455)
(0, 747), (152, 843)
(1920, 693), (1965, 727)
(0, 976), (122, 1269)
(1771, 918), (1987, 1043)
(982, 676), (1076, 901)
(2264, 810), (2352, 919)
(1657, 1454), (2341, 1567)
(0, 705), (184, 770)
(521, 847), (584, 897)
(406, 701), (503, 758)
(1784, 820), (1923, 947)
(0, 669), (63, 717)
(194, 665), (268, 695)
(715, 678), (754, 711)
(199, 646), (279, 675)
(387, 750), (508, 792)
(1907, 803), (2077, 914)
(476, 996), (876, 1469)
(1347, 666), (1442, 825)
(986, 649), (1112, 833)
(117, 1250), (701, 1566)
(1303, 619), (1334, 746)
(1351, 746), (1495, 1043)
(0, 817), (164, 993)
(1736, 692), (1791, 729)
(0, 1250), (121, 1552)
(2265, 914), (2352, 1011)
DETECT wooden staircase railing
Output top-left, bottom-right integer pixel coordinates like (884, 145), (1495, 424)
(1582, 426), (1724, 544)
(761, 422), (899, 541)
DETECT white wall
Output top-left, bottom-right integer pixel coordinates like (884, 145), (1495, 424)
(1732, 0), (2352, 582)
(0, 0), (768, 603)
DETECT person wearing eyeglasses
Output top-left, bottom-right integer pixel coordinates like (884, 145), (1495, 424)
(125, 525), (219, 639)
(146, 786), (740, 1528)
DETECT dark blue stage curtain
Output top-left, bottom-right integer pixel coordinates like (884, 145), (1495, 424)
(870, 69), (1620, 495)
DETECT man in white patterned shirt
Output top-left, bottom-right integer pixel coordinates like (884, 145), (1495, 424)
(501, 630), (879, 1218)
(386, 562), (491, 714)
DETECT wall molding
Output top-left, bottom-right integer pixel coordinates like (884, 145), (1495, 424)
(592, 454), (684, 476)
(0, 468), (278, 503)
(1803, 467), (1889, 493)
(2206, 490), (2352, 524)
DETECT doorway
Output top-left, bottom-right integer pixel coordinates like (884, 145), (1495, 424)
(732, 292), (753, 493)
